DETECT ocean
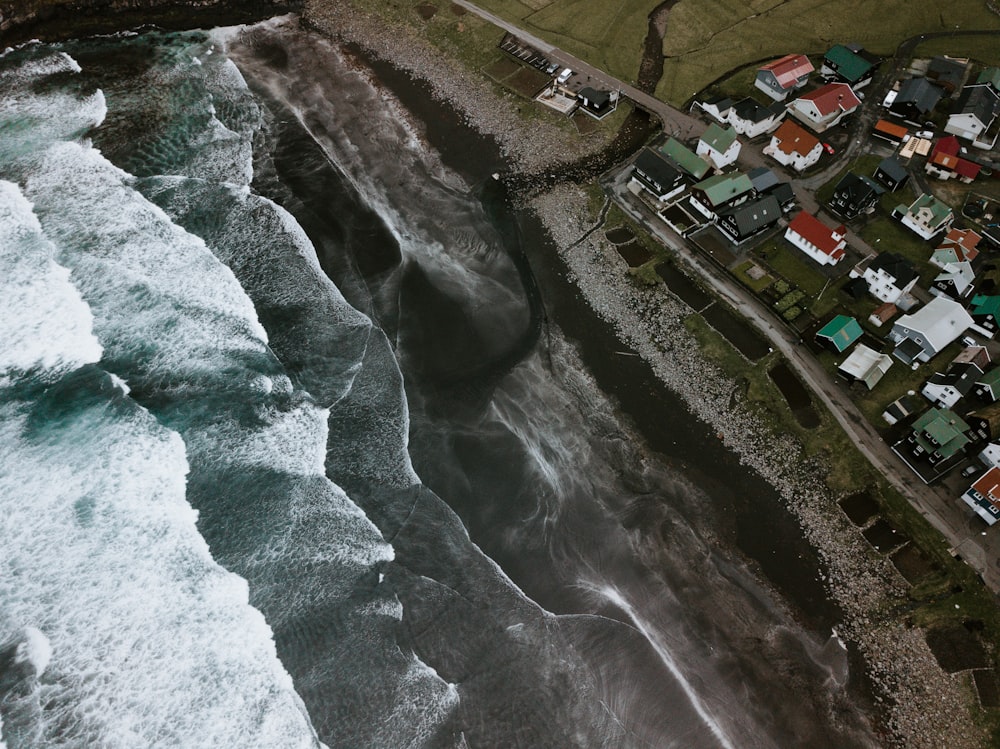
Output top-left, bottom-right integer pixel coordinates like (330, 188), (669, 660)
(0, 17), (877, 748)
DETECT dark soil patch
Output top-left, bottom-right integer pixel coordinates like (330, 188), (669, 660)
(974, 670), (1000, 707)
(701, 304), (771, 361)
(450, 2), (467, 14)
(416, 3), (438, 20)
(484, 57), (520, 80)
(508, 66), (551, 98)
(768, 362), (821, 428)
(617, 242), (653, 267)
(605, 227), (634, 244)
(572, 111), (600, 135)
(862, 518), (909, 554)
(890, 543), (936, 584)
(926, 625), (989, 673)
(839, 491), (880, 526)
(656, 262), (712, 311)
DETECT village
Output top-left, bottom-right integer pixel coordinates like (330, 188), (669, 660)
(499, 26), (1000, 532)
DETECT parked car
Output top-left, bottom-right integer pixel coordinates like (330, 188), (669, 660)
(822, 142), (835, 154)
(962, 464), (981, 478)
(556, 68), (573, 84)
(916, 130), (934, 139)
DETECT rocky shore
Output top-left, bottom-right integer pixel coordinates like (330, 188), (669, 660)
(299, 3), (988, 746)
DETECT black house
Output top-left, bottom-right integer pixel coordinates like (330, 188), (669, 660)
(890, 78), (945, 123)
(874, 156), (909, 192)
(578, 86), (614, 118)
(827, 172), (884, 220)
(716, 194), (782, 244)
(631, 148), (685, 201)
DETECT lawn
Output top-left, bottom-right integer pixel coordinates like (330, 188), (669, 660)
(756, 240), (829, 296)
(858, 213), (939, 287)
(913, 33), (1000, 68)
(657, 0), (1000, 106)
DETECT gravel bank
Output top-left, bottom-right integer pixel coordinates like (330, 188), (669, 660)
(298, 4), (986, 745)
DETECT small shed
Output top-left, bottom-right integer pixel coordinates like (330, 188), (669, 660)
(839, 344), (893, 389)
(874, 156), (909, 192)
(816, 314), (863, 352)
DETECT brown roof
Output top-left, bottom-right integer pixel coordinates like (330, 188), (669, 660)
(973, 467), (1000, 502)
(871, 302), (897, 323)
(874, 119), (908, 139)
(770, 119), (820, 156)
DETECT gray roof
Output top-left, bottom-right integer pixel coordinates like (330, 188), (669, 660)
(895, 77), (944, 113)
(748, 166), (780, 192)
(717, 194), (782, 235)
(876, 156), (908, 182)
(771, 182), (796, 206)
(870, 251), (918, 286)
(928, 56), (968, 89)
(956, 84), (1000, 125)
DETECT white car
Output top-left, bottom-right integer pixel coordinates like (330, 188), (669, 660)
(556, 68), (572, 84)
(916, 130), (934, 139)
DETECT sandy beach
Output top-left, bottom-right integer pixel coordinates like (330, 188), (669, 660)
(300, 2), (988, 746)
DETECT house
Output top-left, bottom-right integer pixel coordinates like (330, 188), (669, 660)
(860, 252), (918, 303)
(889, 77), (945, 123)
(873, 156), (909, 192)
(969, 403), (1000, 444)
(785, 211), (848, 266)
(787, 82), (861, 132)
(888, 296), (974, 364)
(981, 441), (1000, 468)
(961, 466), (1000, 525)
(688, 172), (754, 220)
(815, 314), (863, 352)
(869, 302), (897, 327)
(577, 87), (616, 118)
(970, 294), (1000, 338)
(925, 136), (982, 183)
(883, 393), (925, 424)
(872, 118), (909, 145)
(892, 193), (955, 241)
(659, 137), (710, 180)
(944, 84), (1000, 143)
(696, 95), (734, 123)
(930, 261), (976, 301)
(838, 344), (893, 389)
(975, 368), (1000, 401)
(921, 359), (983, 409)
(631, 148), (687, 202)
(821, 43), (878, 89)
(727, 97), (786, 138)
(696, 123), (741, 170)
(749, 168), (796, 211)
(926, 55), (968, 95)
(755, 54), (814, 101)
(827, 172), (883, 220)
(763, 119), (823, 172)
(931, 227), (981, 268)
(716, 194), (782, 244)
(770, 183), (797, 213)
(905, 407), (972, 465)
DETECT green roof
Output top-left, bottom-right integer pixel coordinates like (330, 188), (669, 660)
(977, 67), (1000, 90)
(660, 137), (710, 179)
(700, 123), (737, 152)
(908, 193), (953, 226)
(912, 407), (970, 458)
(692, 172), (753, 206)
(824, 44), (874, 83)
(816, 315), (863, 352)
(972, 294), (1000, 318)
(978, 368), (1000, 391)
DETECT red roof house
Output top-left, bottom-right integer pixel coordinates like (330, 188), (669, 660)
(755, 54), (814, 100)
(932, 227), (982, 268)
(763, 119), (822, 172)
(788, 82), (862, 132)
(784, 211), (848, 266)
(926, 136), (982, 182)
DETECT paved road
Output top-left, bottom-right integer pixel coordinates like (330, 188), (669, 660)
(454, 0), (1000, 591)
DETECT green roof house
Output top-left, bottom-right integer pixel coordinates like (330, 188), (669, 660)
(909, 407), (971, 464)
(893, 193), (955, 241)
(816, 315), (863, 352)
(689, 172), (754, 219)
(971, 294), (1000, 338)
(659, 137), (710, 180)
(821, 44), (877, 88)
(696, 123), (741, 170)
(975, 368), (1000, 402)
(977, 67), (1000, 93)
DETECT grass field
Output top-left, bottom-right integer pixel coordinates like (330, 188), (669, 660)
(913, 32), (1000, 67)
(657, 0), (1000, 105)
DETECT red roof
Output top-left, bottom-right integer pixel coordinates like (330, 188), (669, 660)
(797, 82), (861, 116)
(932, 135), (961, 157)
(787, 211), (847, 258)
(760, 54), (815, 88)
(930, 137), (982, 179)
(770, 119), (820, 156)
(871, 302), (897, 322)
(956, 159), (982, 180)
(972, 467), (1000, 502)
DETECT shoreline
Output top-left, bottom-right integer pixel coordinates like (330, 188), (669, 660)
(297, 4), (989, 747)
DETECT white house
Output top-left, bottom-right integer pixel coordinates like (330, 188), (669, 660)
(763, 119), (822, 172)
(755, 54), (814, 101)
(889, 296), (974, 364)
(930, 261), (976, 301)
(784, 211), (847, 266)
(945, 84), (1000, 145)
(860, 252), (918, 304)
(893, 193), (955, 241)
(921, 361), (983, 409)
(696, 95), (733, 123)
(696, 123), (741, 171)
(787, 82), (861, 132)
